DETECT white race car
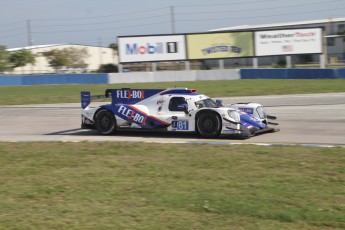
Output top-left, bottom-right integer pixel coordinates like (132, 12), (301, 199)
(81, 88), (278, 138)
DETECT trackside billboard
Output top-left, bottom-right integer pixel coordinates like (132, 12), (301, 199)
(255, 28), (322, 56)
(186, 32), (254, 60)
(118, 35), (187, 63)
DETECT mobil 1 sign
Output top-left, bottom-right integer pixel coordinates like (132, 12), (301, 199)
(255, 28), (322, 56)
(118, 35), (187, 63)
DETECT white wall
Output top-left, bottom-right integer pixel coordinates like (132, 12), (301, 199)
(195, 69), (240, 81)
(108, 69), (240, 84)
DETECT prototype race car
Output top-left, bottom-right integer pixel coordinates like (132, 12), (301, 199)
(81, 88), (278, 138)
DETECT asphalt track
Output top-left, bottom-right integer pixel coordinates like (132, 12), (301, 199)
(0, 93), (344, 146)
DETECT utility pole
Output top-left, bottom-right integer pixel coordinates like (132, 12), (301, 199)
(98, 37), (103, 66)
(170, 6), (175, 34)
(26, 19), (34, 74)
(26, 19), (33, 47)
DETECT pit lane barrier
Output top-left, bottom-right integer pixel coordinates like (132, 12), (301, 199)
(0, 68), (344, 86)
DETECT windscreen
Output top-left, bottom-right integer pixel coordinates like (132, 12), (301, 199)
(195, 98), (218, 109)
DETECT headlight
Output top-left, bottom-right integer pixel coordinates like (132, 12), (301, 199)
(228, 110), (240, 122)
(256, 106), (267, 119)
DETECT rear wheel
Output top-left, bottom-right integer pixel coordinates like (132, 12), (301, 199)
(94, 109), (116, 135)
(196, 111), (222, 138)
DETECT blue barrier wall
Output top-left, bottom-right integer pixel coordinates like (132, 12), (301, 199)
(0, 75), (23, 86)
(240, 68), (341, 79)
(240, 69), (288, 79)
(287, 69), (335, 79)
(335, 69), (345, 78)
(1, 69), (344, 86)
(0, 74), (108, 86)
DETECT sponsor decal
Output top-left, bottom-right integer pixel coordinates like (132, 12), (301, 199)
(116, 89), (144, 100)
(86, 111), (94, 116)
(126, 43), (163, 55)
(223, 122), (231, 127)
(81, 91), (91, 109)
(223, 129), (235, 133)
(201, 44), (241, 55)
(125, 42), (178, 55)
(156, 99), (165, 105)
(118, 105), (147, 125)
(111, 104), (170, 129)
(255, 28), (322, 56)
(119, 35), (186, 63)
(259, 31), (316, 39)
(110, 89), (162, 105)
(282, 45), (293, 52)
(239, 107), (254, 114)
(186, 32), (254, 59)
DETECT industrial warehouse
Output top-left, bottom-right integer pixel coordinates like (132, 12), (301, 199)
(3, 17), (345, 74)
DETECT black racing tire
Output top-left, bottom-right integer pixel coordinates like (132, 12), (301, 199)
(196, 111), (222, 138)
(94, 109), (116, 135)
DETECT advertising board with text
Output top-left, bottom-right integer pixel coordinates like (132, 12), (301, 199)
(118, 35), (187, 63)
(255, 28), (322, 56)
(186, 32), (254, 60)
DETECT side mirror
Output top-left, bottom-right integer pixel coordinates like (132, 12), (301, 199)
(215, 99), (223, 107)
(178, 103), (189, 115)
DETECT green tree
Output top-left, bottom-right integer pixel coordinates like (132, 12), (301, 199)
(338, 28), (345, 41)
(0, 45), (11, 72)
(67, 47), (88, 69)
(43, 47), (88, 71)
(43, 49), (69, 70)
(338, 28), (345, 59)
(9, 49), (36, 68)
(98, 63), (118, 73)
(108, 43), (118, 51)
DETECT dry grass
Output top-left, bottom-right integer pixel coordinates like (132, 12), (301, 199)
(0, 142), (344, 229)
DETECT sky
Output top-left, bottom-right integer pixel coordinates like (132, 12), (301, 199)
(1, 0), (344, 48)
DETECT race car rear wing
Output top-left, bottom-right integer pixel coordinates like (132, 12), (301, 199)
(81, 91), (107, 109)
(81, 88), (198, 109)
(81, 88), (162, 109)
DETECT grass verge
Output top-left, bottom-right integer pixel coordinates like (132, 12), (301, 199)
(0, 79), (344, 105)
(0, 142), (344, 229)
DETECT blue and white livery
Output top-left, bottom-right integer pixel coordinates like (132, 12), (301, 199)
(81, 88), (278, 138)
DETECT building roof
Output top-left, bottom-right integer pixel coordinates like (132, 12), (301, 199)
(6, 43), (111, 52)
(7, 44), (64, 52)
(209, 17), (345, 32)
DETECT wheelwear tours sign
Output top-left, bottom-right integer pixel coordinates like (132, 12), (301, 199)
(186, 32), (254, 60)
(254, 28), (322, 56)
(118, 35), (187, 63)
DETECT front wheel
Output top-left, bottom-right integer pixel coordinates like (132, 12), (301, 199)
(196, 111), (222, 138)
(94, 109), (116, 135)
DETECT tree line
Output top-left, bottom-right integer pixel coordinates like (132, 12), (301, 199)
(0, 46), (35, 72)
(0, 44), (118, 73)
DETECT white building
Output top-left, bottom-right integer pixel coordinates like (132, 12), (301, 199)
(7, 44), (118, 74)
(209, 17), (345, 68)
